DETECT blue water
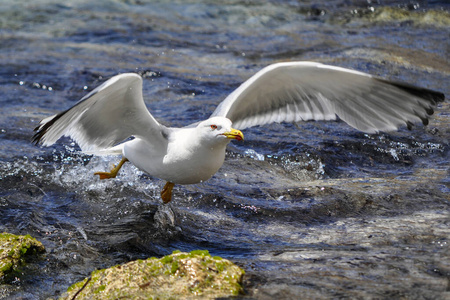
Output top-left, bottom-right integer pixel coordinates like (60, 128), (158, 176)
(0, 0), (449, 299)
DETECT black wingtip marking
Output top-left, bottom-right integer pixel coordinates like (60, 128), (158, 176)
(375, 78), (445, 129)
(32, 123), (48, 146)
(32, 124), (44, 145)
(31, 109), (68, 146)
(425, 107), (434, 116)
(406, 121), (413, 130)
(377, 78), (445, 106)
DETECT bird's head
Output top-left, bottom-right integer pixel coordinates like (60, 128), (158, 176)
(196, 117), (244, 147)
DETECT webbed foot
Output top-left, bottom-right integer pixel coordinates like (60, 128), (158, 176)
(161, 182), (175, 204)
(94, 157), (128, 180)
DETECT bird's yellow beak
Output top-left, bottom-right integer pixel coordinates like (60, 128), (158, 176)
(222, 128), (244, 141)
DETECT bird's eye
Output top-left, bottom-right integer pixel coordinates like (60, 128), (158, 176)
(210, 125), (217, 130)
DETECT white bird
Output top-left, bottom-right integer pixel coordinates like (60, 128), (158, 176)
(33, 62), (444, 203)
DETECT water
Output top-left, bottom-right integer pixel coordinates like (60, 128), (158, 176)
(0, 0), (449, 299)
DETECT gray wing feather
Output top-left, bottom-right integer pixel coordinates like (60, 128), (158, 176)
(211, 62), (444, 133)
(33, 73), (165, 152)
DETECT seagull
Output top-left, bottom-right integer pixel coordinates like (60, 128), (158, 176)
(33, 62), (445, 203)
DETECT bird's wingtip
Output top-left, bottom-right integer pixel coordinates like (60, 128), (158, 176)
(30, 113), (62, 147)
(376, 78), (445, 106)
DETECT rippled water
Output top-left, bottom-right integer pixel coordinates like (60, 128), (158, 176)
(0, 0), (449, 299)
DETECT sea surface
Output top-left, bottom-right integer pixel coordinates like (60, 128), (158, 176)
(0, 0), (449, 299)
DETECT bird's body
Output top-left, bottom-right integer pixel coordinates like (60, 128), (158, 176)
(33, 62), (445, 203)
(122, 117), (236, 185)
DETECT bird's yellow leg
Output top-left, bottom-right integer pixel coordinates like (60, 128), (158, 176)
(94, 157), (129, 180)
(161, 182), (175, 204)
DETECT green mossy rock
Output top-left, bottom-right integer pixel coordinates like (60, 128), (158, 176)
(334, 6), (450, 27)
(0, 232), (45, 281)
(368, 7), (450, 27)
(60, 250), (245, 299)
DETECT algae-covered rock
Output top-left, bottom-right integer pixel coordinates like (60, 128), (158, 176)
(0, 232), (45, 281)
(334, 6), (450, 27)
(60, 250), (245, 299)
(368, 7), (450, 27)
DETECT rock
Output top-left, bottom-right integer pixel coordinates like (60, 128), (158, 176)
(369, 7), (450, 27)
(332, 6), (450, 27)
(0, 232), (45, 281)
(59, 250), (245, 299)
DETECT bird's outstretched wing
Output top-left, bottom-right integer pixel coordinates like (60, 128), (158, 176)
(33, 73), (166, 152)
(211, 62), (445, 133)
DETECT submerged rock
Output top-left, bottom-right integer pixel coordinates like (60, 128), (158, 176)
(368, 7), (450, 27)
(334, 6), (450, 27)
(59, 250), (245, 299)
(0, 233), (45, 281)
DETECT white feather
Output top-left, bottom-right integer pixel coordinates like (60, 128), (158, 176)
(211, 62), (441, 133)
(34, 73), (166, 152)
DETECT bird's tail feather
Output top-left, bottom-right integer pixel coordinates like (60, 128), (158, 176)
(83, 144), (124, 156)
